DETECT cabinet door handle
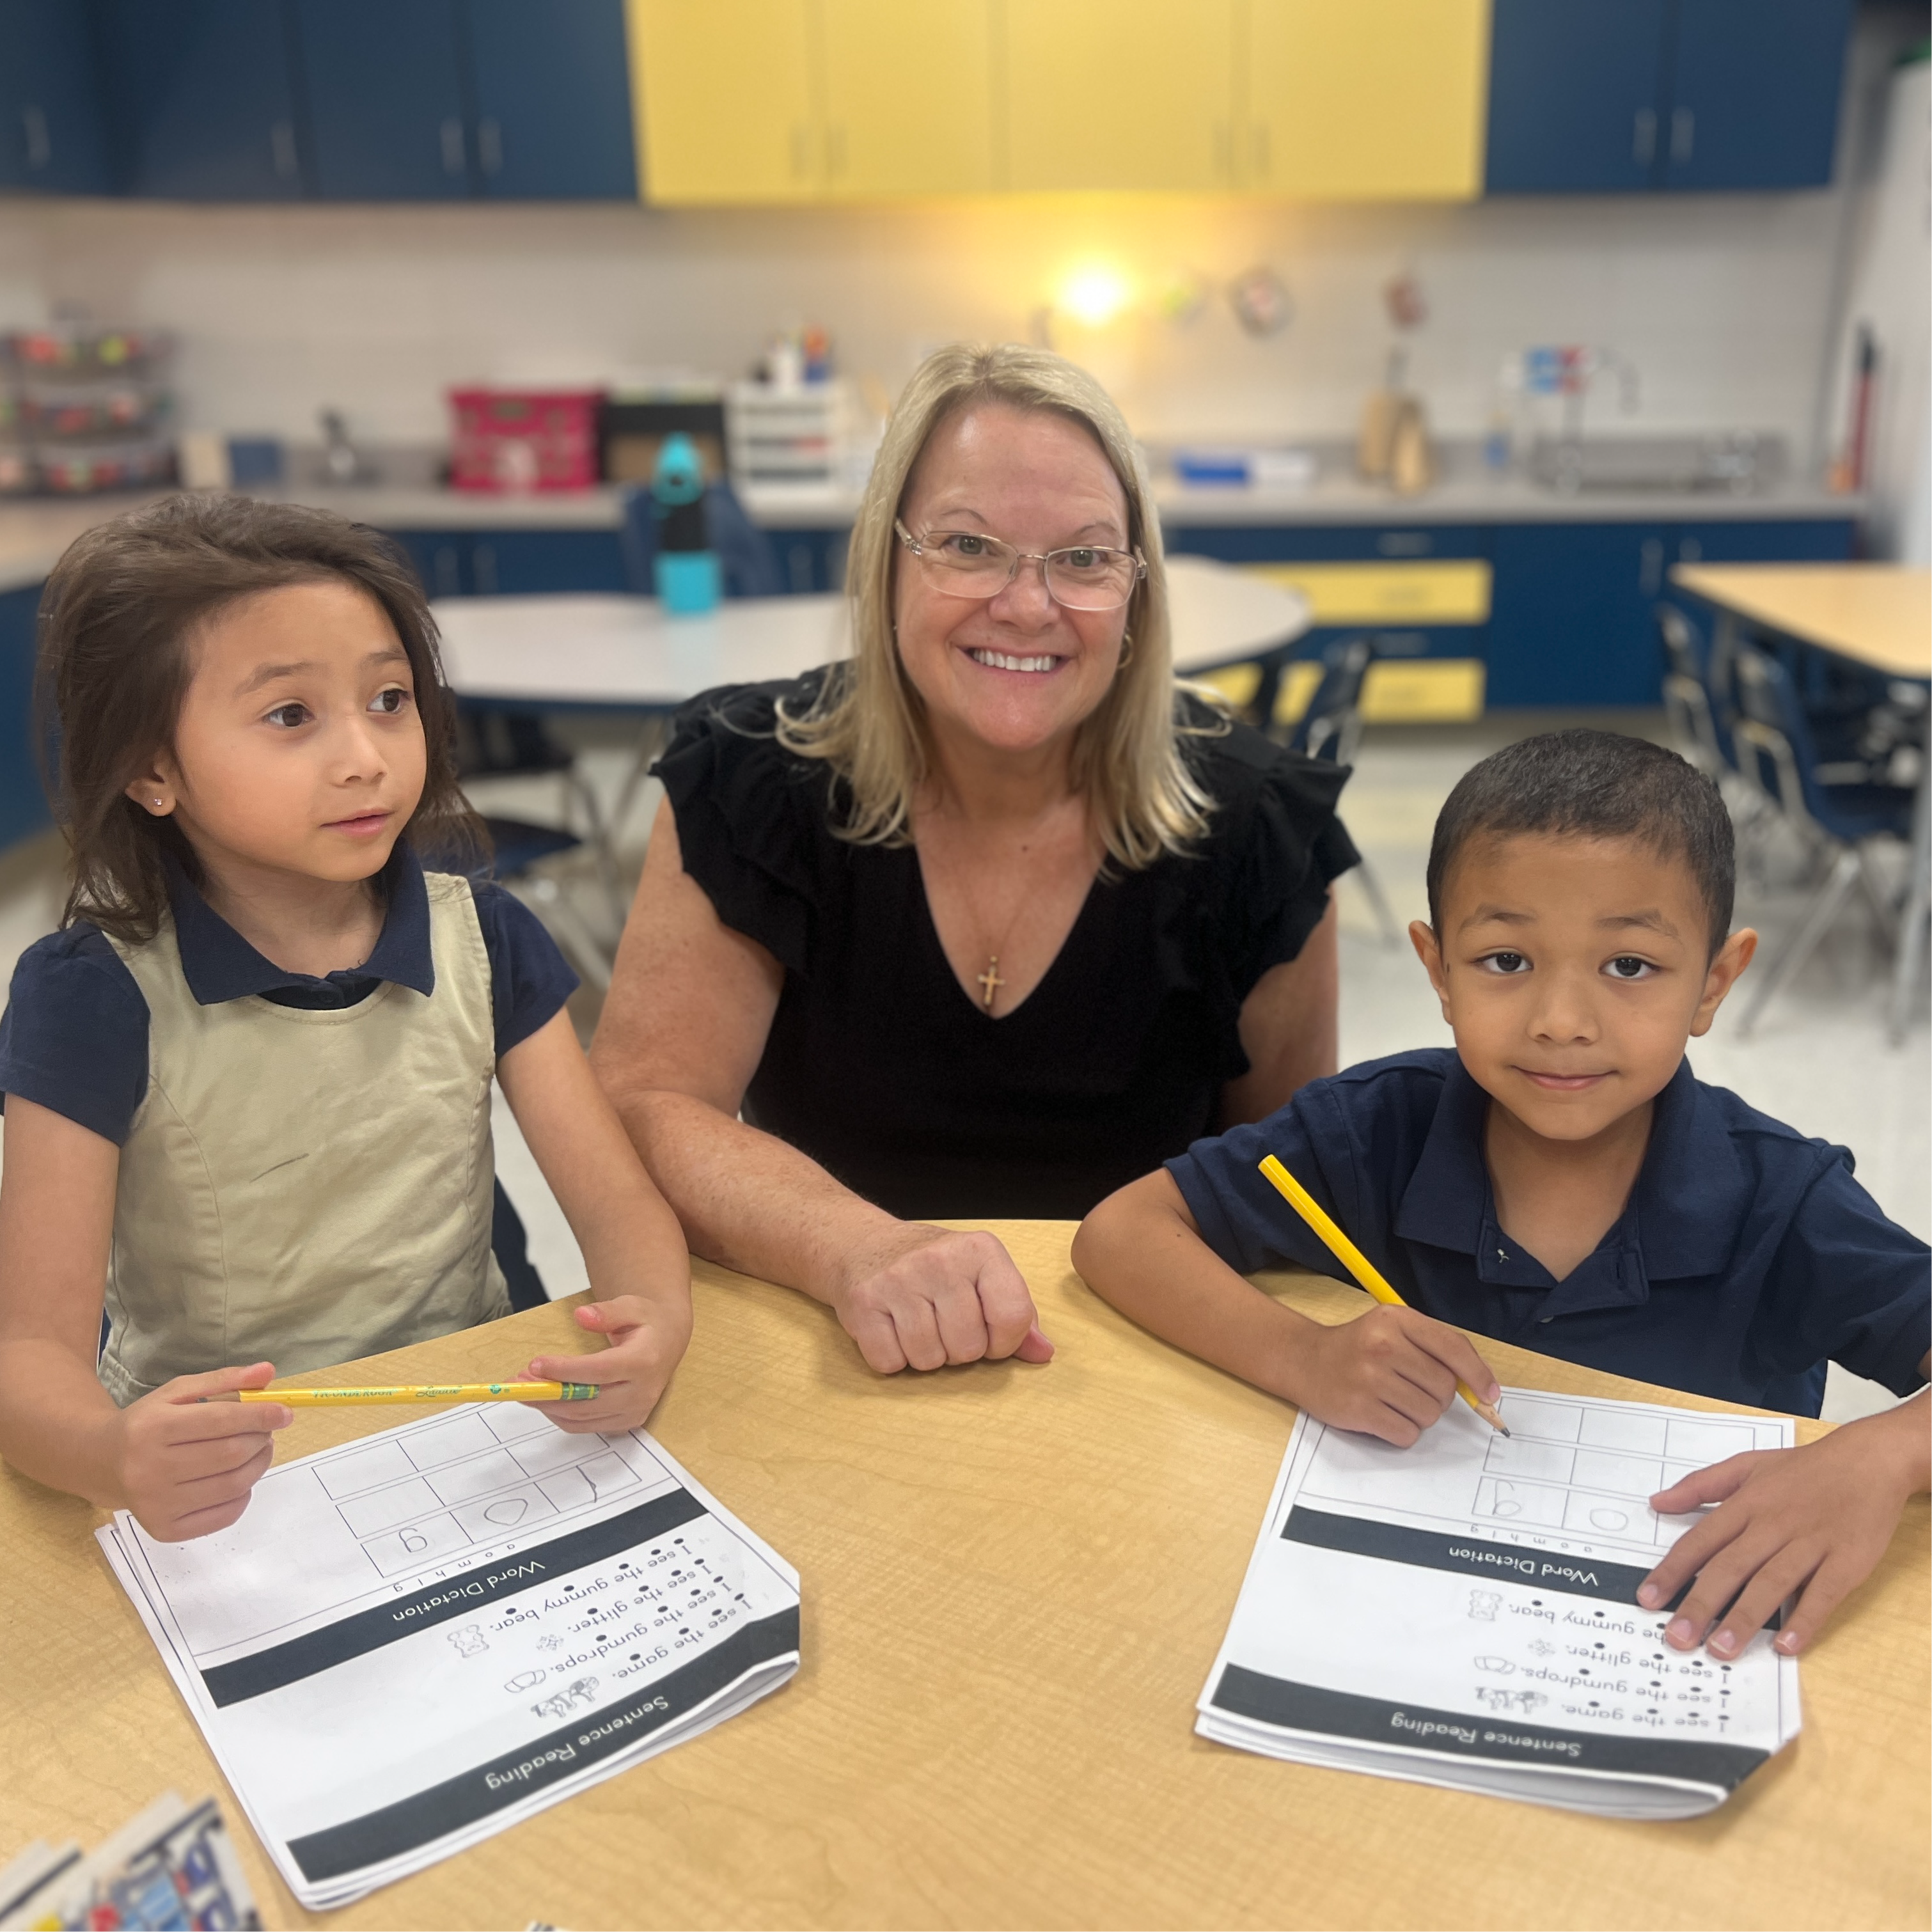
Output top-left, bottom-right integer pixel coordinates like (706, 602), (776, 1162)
(21, 105), (49, 172)
(1632, 107), (1656, 165)
(270, 118), (298, 178)
(477, 118), (502, 177)
(1377, 531), (1433, 557)
(1678, 537), (1701, 563)
(1639, 538), (1664, 596)
(473, 544), (498, 596)
(1670, 107), (1694, 164)
(441, 116), (466, 176)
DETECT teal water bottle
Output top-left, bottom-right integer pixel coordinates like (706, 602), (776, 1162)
(651, 432), (721, 614)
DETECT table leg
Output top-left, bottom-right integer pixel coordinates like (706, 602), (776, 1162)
(609, 714), (672, 854)
(1887, 760), (1930, 1044)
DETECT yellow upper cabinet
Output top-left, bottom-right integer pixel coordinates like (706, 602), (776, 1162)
(819, 0), (995, 197)
(629, 0), (821, 202)
(629, 0), (1492, 203)
(631, 0), (994, 202)
(1003, 0), (1241, 192)
(1243, 0), (1491, 199)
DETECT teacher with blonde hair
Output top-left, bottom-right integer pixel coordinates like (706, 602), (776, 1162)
(592, 343), (1357, 1374)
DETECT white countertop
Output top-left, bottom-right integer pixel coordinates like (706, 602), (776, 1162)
(0, 470), (1864, 596)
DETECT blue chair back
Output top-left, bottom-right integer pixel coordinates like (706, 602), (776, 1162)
(620, 481), (784, 599)
(1286, 636), (1374, 762)
(1732, 645), (1913, 844)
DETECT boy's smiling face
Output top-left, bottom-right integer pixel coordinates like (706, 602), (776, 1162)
(1411, 831), (1757, 1144)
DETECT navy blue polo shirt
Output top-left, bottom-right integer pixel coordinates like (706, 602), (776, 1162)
(0, 845), (579, 1147)
(1166, 1048), (1931, 1417)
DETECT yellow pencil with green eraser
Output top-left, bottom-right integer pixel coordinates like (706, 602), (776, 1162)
(1257, 1152), (1510, 1437)
(198, 1380), (599, 1406)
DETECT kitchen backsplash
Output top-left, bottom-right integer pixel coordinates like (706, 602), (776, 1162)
(0, 186), (1848, 462)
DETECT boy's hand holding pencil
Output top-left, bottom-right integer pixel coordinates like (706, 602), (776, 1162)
(1252, 1151), (1507, 1445)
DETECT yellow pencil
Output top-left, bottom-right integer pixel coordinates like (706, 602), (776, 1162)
(1257, 1153), (1510, 1437)
(198, 1380), (599, 1406)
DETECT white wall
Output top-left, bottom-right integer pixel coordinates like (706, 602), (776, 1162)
(0, 185), (1848, 455)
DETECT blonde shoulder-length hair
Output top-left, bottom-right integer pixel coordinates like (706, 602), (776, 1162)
(774, 342), (1218, 870)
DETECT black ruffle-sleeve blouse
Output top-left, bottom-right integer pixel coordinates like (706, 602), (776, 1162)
(654, 673), (1360, 1220)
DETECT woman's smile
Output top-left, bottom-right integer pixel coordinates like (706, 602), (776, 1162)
(964, 645), (1069, 675)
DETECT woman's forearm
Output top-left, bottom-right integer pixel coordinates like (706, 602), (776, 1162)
(617, 1088), (906, 1305)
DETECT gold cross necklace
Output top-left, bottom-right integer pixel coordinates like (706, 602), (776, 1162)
(968, 886), (1028, 1014)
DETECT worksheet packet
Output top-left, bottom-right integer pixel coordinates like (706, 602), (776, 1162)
(1198, 1388), (1799, 1818)
(98, 1405), (801, 1909)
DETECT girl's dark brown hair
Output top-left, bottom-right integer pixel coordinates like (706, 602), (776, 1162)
(38, 492), (486, 943)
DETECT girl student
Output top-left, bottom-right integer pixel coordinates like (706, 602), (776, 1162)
(0, 494), (692, 1542)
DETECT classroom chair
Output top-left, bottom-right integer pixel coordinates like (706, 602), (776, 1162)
(1285, 635), (1401, 948)
(619, 481), (786, 600)
(1656, 602), (1729, 783)
(455, 708), (629, 934)
(1728, 642), (1913, 1038)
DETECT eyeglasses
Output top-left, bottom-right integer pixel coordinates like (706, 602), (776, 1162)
(894, 519), (1147, 612)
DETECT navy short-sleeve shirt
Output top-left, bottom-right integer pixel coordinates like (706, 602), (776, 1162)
(1166, 1047), (1931, 1417)
(0, 846), (578, 1146)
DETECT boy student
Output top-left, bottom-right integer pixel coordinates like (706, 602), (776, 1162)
(1074, 731), (1929, 1661)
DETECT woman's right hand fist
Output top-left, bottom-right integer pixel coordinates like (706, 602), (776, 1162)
(113, 1361), (292, 1541)
(832, 1225), (1053, 1374)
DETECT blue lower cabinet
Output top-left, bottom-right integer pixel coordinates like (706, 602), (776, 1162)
(1670, 519), (1855, 567)
(1486, 519), (1857, 708)
(1488, 522), (1674, 707)
(766, 528), (847, 594)
(1162, 522), (1491, 564)
(388, 530), (470, 600)
(388, 528), (627, 597)
(469, 530), (627, 595)
(0, 586), (50, 852)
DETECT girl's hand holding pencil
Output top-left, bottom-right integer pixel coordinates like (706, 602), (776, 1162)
(116, 1361), (292, 1543)
(526, 1292), (695, 1435)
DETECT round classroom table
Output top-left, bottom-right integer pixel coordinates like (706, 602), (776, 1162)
(2, 1224), (1924, 1930)
(432, 553), (1312, 711)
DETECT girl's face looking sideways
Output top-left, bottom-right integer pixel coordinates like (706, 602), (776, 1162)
(127, 579), (428, 890)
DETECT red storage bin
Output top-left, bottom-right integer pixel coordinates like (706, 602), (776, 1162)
(448, 386), (603, 492)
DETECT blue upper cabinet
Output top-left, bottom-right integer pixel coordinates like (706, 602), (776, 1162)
(0, 0), (113, 194)
(1662, 0), (1853, 191)
(100, 0), (308, 199)
(1485, 0), (1669, 194)
(296, 0), (471, 200)
(1486, 0), (1853, 194)
(466, 0), (636, 199)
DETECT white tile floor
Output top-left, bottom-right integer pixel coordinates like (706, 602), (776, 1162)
(1, 709), (1922, 1424)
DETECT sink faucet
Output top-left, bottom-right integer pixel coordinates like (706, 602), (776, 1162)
(1548, 349), (1639, 491)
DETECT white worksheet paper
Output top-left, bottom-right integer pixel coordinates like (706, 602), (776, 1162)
(1198, 1387), (1798, 1818)
(98, 1405), (800, 1908)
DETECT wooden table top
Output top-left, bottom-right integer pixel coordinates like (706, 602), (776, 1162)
(1671, 563), (1931, 680)
(2, 1223), (1924, 1931)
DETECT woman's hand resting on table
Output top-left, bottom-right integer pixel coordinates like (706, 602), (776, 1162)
(831, 1224), (1053, 1374)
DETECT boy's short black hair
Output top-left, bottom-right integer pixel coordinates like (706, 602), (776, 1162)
(1425, 730), (1734, 954)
